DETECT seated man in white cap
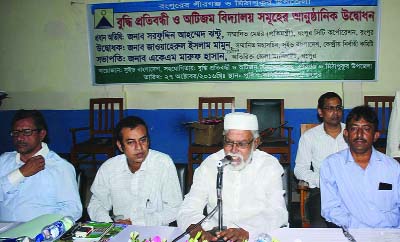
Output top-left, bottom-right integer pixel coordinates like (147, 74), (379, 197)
(177, 112), (288, 242)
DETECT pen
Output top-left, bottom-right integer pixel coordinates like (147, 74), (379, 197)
(341, 226), (356, 242)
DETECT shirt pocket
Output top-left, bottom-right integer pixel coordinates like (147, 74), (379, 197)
(142, 180), (158, 214)
(29, 172), (57, 205)
(375, 189), (394, 212)
(143, 193), (158, 214)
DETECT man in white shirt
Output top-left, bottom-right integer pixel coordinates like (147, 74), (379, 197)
(294, 92), (348, 227)
(177, 112), (288, 242)
(88, 116), (182, 225)
(387, 90), (400, 161)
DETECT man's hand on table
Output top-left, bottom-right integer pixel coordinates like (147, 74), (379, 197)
(115, 218), (132, 225)
(216, 227), (249, 242)
(187, 225), (249, 242)
(187, 224), (218, 241)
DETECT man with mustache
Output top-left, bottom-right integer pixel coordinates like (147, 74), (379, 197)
(294, 92), (348, 227)
(320, 105), (400, 228)
(88, 116), (182, 225)
(177, 112), (288, 242)
(0, 109), (82, 221)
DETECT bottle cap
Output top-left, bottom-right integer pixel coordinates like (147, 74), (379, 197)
(34, 233), (45, 242)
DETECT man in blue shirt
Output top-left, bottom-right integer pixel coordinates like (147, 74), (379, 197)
(0, 110), (82, 222)
(320, 105), (400, 228)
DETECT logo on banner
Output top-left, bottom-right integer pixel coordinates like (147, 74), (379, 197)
(94, 8), (114, 29)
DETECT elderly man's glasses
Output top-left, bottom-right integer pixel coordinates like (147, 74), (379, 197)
(223, 138), (254, 149)
(10, 129), (41, 137)
(323, 105), (343, 112)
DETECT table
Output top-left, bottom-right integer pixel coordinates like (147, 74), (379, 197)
(108, 226), (400, 242)
(4, 221), (399, 242)
(270, 228), (400, 242)
(108, 225), (187, 242)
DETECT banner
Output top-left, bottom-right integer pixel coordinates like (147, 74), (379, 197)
(88, 0), (379, 84)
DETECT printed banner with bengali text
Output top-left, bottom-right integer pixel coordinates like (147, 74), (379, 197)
(88, 0), (379, 84)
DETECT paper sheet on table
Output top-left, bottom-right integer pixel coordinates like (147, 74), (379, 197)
(350, 228), (400, 242)
(270, 228), (400, 242)
(0, 214), (63, 238)
(107, 225), (188, 242)
(0, 222), (21, 234)
(270, 228), (348, 242)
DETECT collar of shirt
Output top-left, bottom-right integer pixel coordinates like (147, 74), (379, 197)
(122, 149), (152, 173)
(344, 147), (382, 166)
(319, 122), (345, 138)
(15, 142), (49, 165)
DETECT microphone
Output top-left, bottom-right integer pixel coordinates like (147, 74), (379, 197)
(217, 155), (233, 168)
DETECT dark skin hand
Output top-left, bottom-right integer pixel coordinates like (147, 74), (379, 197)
(19, 155), (45, 177)
(188, 225), (249, 242)
(216, 228), (249, 242)
(187, 224), (218, 242)
(115, 218), (132, 225)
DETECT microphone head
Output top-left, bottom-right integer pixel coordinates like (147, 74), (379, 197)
(217, 155), (233, 167)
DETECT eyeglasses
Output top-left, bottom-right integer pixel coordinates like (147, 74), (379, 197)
(223, 138), (254, 149)
(323, 105), (343, 112)
(10, 129), (41, 137)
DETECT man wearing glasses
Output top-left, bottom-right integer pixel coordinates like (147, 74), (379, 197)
(294, 91), (348, 227)
(0, 109), (82, 222)
(88, 116), (182, 225)
(178, 112), (288, 242)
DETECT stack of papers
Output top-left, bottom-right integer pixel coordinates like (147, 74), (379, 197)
(72, 222), (114, 242)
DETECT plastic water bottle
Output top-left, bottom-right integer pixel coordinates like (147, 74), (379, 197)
(255, 233), (272, 242)
(34, 216), (74, 242)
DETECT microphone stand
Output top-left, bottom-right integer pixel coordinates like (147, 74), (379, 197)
(214, 161), (227, 242)
(172, 156), (231, 242)
(217, 164), (224, 232)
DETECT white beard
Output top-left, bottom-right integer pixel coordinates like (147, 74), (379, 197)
(226, 148), (254, 171)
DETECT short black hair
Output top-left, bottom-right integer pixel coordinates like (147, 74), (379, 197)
(11, 109), (49, 143)
(115, 116), (149, 143)
(345, 105), (378, 131)
(317, 92), (343, 110)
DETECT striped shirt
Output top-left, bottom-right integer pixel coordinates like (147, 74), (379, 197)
(294, 123), (348, 188)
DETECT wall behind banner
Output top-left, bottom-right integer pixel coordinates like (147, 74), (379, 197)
(0, 0), (399, 166)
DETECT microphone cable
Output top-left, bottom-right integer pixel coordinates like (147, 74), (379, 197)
(171, 205), (218, 242)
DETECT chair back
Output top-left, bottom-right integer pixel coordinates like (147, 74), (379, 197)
(175, 163), (188, 196)
(89, 98), (124, 138)
(300, 123), (319, 135)
(364, 96), (395, 136)
(282, 164), (291, 208)
(198, 97), (235, 121)
(247, 99), (284, 137)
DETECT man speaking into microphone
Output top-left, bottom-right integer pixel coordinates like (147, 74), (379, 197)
(177, 112), (288, 242)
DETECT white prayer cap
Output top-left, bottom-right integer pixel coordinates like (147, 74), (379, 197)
(224, 112), (258, 131)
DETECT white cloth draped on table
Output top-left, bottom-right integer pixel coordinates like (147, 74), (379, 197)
(387, 91), (400, 158)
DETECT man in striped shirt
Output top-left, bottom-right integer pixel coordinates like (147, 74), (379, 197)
(294, 92), (348, 227)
